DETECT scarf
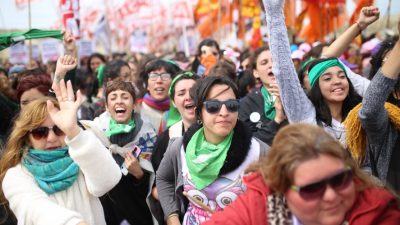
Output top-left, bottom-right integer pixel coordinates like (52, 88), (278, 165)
(143, 93), (170, 111)
(186, 128), (234, 190)
(106, 117), (136, 137)
(343, 102), (400, 166)
(22, 147), (79, 194)
(308, 58), (347, 87)
(261, 86), (276, 120)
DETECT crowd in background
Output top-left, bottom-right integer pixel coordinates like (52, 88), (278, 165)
(0, 1), (400, 225)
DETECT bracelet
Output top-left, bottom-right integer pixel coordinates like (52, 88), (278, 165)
(167, 213), (179, 219)
(355, 21), (364, 35)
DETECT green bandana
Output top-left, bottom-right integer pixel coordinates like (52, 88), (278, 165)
(22, 147), (79, 194)
(300, 57), (315, 71)
(308, 58), (347, 87)
(186, 128), (234, 190)
(106, 117), (136, 137)
(0, 29), (63, 51)
(261, 86), (276, 120)
(167, 71), (195, 128)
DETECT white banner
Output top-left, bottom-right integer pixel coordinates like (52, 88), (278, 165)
(78, 40), (94, 57)
(40, 40), (62, 64)
(9, 43), (29, 64)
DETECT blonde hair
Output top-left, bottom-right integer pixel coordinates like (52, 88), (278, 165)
(247, 123), (376, 194)
(0, 97), (59, 213)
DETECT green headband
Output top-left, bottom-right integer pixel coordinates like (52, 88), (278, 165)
(308, 58), (347, 88)
(167, 71), (195, 127)
(300, 57), (315, 71)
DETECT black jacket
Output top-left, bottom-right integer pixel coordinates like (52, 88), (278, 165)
(239, 87), (286, 145)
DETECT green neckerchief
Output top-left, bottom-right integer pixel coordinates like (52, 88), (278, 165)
(166, 71), (195, 128)
(0, 29), (63, 51)
(22, 147), (79, 194)
(185, 128), (234, 190)
(106, 117), (136, 137)
(261, 86), (276, 120)
(308, 58), (347, 87)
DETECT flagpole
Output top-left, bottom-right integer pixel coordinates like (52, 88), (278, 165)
(386, 0), (392, 29)
(28, 0), (32, 67)
(217, 0), (222, 43)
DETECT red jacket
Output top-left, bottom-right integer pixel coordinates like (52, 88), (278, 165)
(203, 172), (400, 225)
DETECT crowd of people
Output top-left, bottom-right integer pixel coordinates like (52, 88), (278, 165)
(0, 0), (400, 224)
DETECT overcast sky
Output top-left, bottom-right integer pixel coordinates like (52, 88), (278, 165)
(0, 0), (399, 30)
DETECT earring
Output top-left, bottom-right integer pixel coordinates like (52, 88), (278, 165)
(197, 119), (203, 125)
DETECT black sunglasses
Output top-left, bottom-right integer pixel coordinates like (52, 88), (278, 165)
(203, 99), (240, 114)
(30, 126), (65, 140)
(290, 167), (353, 200)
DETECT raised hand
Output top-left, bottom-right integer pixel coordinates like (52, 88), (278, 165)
(63, 31), (77, 56)
(54, 55), (77, 83)
(47, 79), (82, 139)
(357, 6), (380, 29)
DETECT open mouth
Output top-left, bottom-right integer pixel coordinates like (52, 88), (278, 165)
(115, 107), (126, 115)
(184, 103), (194, 110)
(46, 146), (61, 150)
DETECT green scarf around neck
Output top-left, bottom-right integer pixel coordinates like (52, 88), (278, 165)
(185, 128), (234, 190)
(106, 117), (136, 137)
(22, 147), (79, 194)
(261, 86), (276, 120)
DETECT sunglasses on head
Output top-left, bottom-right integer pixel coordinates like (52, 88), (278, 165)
(203, 99), (240, 114)
(30, 126), (65, 140)
(290, 167), (353, 200)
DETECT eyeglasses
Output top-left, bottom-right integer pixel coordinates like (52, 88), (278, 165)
(148, 72), (171, 81)
(30, 126), (65, 140)
(290, 167), (353, 200)
(203, 99), (240, 114)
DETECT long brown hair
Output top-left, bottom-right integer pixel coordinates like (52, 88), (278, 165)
(0, 97), (59, 213)
(247, 123), (376, 193)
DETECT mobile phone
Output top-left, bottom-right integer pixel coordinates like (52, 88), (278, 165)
(132, 145), (142, 158)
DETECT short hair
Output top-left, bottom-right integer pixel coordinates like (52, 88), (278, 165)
(247, 123), (375, 193)
(141, 59), (181, 87)
(192, 76), (239, 121)
(105, 80), (136, 103)
(16, 74), (52, 101)
(250, 45), (270, 71)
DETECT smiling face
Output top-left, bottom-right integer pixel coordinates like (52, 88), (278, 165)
(253, 50), (275, 88)
(285, 154), (356, 225)
(201, 84), (238, 144)
(106, 89), (135, 123)
(318, 66), (349, 104)
(28, 116), (66, 150)
(147, 68), (172, 101)
(173, 79), (197, 125)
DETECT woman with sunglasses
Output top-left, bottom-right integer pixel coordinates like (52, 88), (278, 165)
(137, 59), (181, 134)
(156, 76), (269, 225)
(0, 80), (121, 225)
(202, 123), (400, 225)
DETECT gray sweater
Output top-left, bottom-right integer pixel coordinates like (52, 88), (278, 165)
(359, 71), (400, 190)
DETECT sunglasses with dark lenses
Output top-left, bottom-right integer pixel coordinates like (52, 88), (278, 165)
(290, 168), (353, 200)
(203, 99), (240, 114)
(30, 126), (65, 140)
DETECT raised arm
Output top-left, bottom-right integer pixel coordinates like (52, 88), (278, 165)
(322, 6), (380, 58)
(262, 0), (316, 124)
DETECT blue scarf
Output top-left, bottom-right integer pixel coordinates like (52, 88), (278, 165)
(23, 147), (79, 194)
